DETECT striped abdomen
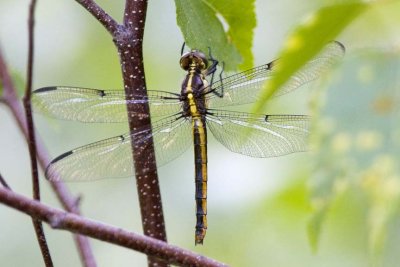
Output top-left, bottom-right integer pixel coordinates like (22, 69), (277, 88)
(192, 116), (208, 245)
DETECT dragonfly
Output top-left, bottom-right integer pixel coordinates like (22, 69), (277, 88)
(32, 41), (345, 245)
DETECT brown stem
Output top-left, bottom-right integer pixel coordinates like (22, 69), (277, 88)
(25, 0), (40, 202)
(22, 0), (54, 265)
(76, 1), (168, 266)
(121, 1), (168, 266)
(0, 47), (97, 267)
(0, 187), (228, 267)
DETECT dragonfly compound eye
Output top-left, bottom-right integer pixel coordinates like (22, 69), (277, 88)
(180, 50), (209, 71)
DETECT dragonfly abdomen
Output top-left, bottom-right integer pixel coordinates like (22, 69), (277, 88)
(192, 116), (208, 245)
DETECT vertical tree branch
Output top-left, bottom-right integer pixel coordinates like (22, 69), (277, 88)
(122, 0), (164, 237)
(24, 0), (39, 202)
(22, 0), (54, 266)
(119, 1), (168, 266)
(76, 1), (168, 266)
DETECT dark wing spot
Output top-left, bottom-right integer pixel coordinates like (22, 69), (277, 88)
(332, 40), (346, 53)
(265, 115), (269, 122)
(44, 150), (73, 180)
(49, 150), (73, 164)
(266, 60), (276, 70)
(98, 90), (106, 97)
(34, 86), (57, 93)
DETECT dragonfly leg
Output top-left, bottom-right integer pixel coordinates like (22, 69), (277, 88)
(209, 61), (225, 98)
(180, 42), (186, 56)
(206, 47), (219, 77)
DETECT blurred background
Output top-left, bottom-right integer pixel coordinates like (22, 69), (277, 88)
(1, 0), (400, 266)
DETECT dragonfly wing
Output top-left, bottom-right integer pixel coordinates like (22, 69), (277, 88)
(206, 110), (310, 157)
(272, 41), (345, 97)
(32, 86), (182, 122)
(206, 41), (345, 108)
(152, 115), (192, 167)
(45, 114), (192, 181)
(206, 62), (274, 108)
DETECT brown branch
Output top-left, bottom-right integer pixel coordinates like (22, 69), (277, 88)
(0, 47), (97, 267)
(121, 1), (168, 266)
(77, 1), (168, 266)
(0, 173), (97, 267)
(22, 0), (54, 265)
(0, 187), (228, 267)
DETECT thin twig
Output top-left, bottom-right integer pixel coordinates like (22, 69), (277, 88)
(0, 46), (97, 267)
(0, 187), (228, 267)
(23, 0), (54, 265)
(0, 173), (11, 189)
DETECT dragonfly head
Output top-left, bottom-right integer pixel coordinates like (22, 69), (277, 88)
(180, 50), (208, 72)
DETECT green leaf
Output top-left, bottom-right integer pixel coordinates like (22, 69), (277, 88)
(174, 0), (256, 71)
(206, 0), (256, 70)
(251, 2), (368, 114)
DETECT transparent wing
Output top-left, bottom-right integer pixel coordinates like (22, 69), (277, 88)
(32, 86), (182, 122)
(206, 110), (310, 157)
(46, 114), (192, 181)
(206, 41), (345, 108)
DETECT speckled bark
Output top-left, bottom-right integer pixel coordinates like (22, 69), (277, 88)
(117, 1), (168, 266)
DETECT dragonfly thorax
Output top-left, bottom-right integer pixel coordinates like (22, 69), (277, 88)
(180, 60), (208, 117)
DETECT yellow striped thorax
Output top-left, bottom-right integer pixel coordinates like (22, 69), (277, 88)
(180, 50), (209, 118)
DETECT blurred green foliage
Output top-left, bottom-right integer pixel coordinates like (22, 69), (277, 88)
(252, 2), (368, 115)
(309, 47), (400, 264)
